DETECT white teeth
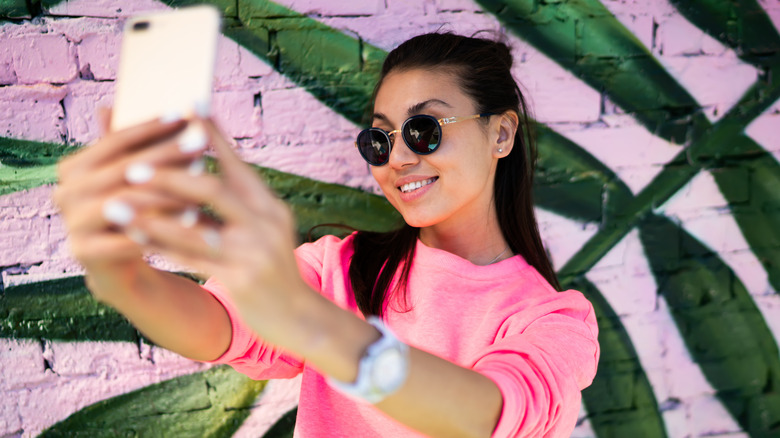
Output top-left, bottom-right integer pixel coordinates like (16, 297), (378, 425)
(400, 178), (436, 193)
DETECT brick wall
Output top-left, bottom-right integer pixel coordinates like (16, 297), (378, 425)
(1, 0), (779, 436)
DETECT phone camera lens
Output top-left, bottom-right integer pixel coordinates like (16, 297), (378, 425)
(132, 21), (150, 31)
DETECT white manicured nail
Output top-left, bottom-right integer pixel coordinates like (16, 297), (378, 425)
(102, 199), (134, 226)
(187, 158), (206, 176)
(178, 125), (208, 153)
(180, 207), (199, 228)
(126, 227), (149, 245)
(202, 228), (221, 250)
(160, 110), (183, 124)
(125, 162), (155, 184)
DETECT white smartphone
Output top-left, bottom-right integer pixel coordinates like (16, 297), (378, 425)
(111, 5), (221, 131)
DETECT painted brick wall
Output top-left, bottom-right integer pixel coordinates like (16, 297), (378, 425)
(1, 0), (779, 436)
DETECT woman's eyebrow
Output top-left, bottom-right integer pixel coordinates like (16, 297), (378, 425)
(371, 99), (452, 124)
(407, 99), (451, 116)
(372, 112), (389, 124)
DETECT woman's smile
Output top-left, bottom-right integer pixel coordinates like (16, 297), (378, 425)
(398, 176), (437, 193)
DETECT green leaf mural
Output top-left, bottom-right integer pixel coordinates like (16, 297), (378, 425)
(574, 277), (668, 438)
(639, 215), (780, 436)
(534, 124), (634, 223)
(261, 407), (297, 438)
(0, 137), (76, 196)
(1, 0), (780, 437)
(40, 365), (267, 437)
(670, 0), (780, 67)
(475, 0), (709, 143)
(0, 276), (139, 342)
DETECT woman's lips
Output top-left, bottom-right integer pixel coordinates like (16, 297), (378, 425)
(399, 177), (437, 193)
(397, 177), (438, 202)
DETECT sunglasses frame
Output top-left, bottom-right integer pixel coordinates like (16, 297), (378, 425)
(355, 112), (494, 166)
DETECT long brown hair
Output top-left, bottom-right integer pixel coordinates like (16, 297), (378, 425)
(349, 32), (560, 317)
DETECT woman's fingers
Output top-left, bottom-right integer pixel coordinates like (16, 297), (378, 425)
(67, 231), (144, 265)
(199, 118), (279, 210)
(58, 116), (188, 180)
(136, 213), (221, 259)
(145, 168), (254, 225)
(55, 133), (206, 209)
(64, 188), (193, 234)
(97, 107), (112, 136)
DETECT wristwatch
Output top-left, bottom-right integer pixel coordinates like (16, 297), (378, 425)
(327, 316), (410, 404)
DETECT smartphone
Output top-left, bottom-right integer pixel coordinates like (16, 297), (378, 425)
(111, 5), (221, 131)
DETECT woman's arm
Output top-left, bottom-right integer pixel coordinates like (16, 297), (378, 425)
(292, 290), (504, 438)
(129, 119), (504, 438)
(88, 264), (231, 362)
(54, 114), (232, 362)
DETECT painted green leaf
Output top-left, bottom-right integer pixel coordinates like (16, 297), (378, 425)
(0, 276), (139, 342)
(208, 158), (403, 239)
(669, 0), (780, 67)
(0, 136), (76, 196)
(639, 215), (780, 435)
(475, 0), (708, 143)
(164, 0), (381, 126)
(709, 135), (780, 298)
(40, 365), (267, 437)
(0, 0), (29, 18)
(0, 161), (59, 196)
(558, 65), (780, 282)
(261, 407), (297, 438)
(535, 124), (634, 223)
(569, 277), (667, 438)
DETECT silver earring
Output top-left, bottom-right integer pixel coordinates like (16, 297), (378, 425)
(498, 148), (503, 153)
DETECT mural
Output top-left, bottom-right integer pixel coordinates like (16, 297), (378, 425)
(1, 0), (779, 436)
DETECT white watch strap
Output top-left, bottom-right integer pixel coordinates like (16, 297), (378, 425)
(327, 316), (410, 404)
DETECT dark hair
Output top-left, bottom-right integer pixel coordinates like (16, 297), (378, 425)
(349, 32), (561, 317)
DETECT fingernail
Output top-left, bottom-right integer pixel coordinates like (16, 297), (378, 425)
(125, 162), (155, 184)
(103, 199), (134, 226)
(194, 99), (211, 119)
(180, 207), (199, 228)
(126, 227), (149, 245)
(187, 158), (206, 176)
(179, 125), (208, 153)
(202, 228), (221, 250)
(160, 110), (183, 124)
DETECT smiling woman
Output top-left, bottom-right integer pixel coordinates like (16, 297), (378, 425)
(53, 32), (599, 438)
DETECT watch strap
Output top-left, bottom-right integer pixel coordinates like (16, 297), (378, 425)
(327, 316), (410, 404)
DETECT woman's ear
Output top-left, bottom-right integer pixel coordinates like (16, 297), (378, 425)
(492, 110), (519, 158)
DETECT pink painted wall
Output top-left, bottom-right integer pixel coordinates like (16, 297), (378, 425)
(1, 0), (779, 436)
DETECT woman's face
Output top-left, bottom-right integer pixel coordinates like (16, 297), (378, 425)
(370, 68), (502, 232)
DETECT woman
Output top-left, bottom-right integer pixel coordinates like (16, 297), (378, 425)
(54, 33), (599, 437)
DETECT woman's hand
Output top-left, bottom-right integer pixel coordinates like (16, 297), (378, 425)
(125, 118), (312, 346)
(53, 112), (205, 297)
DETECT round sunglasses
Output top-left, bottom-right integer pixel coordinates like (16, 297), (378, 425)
(355, 113), (494, 166)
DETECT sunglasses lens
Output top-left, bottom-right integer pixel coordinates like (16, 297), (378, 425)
(357, 129), (391, 165)
(403, 116), (440, 154)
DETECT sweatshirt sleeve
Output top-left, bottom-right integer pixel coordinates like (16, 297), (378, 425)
(199, 235), (342, 379)
(473, 290), (600, 438)
(200, 277), (304, 380)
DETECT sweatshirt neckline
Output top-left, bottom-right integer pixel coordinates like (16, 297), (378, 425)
(413, 238), (530, 277)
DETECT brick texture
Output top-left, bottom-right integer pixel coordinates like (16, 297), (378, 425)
(1, 0), (779, 436)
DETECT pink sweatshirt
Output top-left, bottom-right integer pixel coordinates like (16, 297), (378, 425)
(204, 234), (599, 437)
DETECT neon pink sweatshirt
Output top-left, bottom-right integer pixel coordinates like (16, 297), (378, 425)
(204, 234), (599, 437)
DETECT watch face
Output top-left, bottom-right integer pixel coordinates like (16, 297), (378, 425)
(372, 348), (406, 392)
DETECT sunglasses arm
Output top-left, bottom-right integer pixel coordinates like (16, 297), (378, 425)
(438, 112), (494, 126)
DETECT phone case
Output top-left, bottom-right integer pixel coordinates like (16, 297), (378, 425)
(111, 5), (221, 131)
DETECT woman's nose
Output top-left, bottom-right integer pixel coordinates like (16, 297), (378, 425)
(387, 136), (419, 169)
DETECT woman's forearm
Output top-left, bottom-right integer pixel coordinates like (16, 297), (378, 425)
(86, 264), (232, 362)
(286, 290), (502, 438)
